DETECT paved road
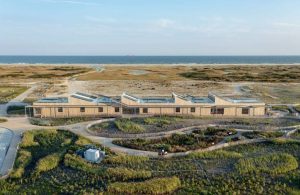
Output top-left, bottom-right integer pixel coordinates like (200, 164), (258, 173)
(0, 128), (15, 178)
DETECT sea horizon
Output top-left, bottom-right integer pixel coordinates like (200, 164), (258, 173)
(1, 55), (300, 65)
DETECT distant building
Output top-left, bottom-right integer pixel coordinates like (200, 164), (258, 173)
(84, 148), (105, 163)
(27, 92), (266, 118)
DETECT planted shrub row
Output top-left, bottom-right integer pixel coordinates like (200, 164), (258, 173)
(64, 153), (104, 174)
(114, 118), (145, 133)
(107, 176), (181, 194)
(35, 153), (61, 174)
(10, 150), (32, 178)
(106, 167), (152, 181)
(104, 155), (149, 165)
(189, 150), (243, 159)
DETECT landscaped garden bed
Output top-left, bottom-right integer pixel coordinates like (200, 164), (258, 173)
(89, 116), (195, 134)
(242, 131), (284, 139)
(113, 127), (236, 153)
(2, 129), (300, 194)
(29, 117), (96, 126)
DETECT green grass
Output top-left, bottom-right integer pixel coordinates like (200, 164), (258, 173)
(189, 150), (243, 159)
(242, 131), (284, 139)
(64, 153), (105, 174)
(113, 132), (225, 153)
(3, 128), (300, 194)
(7, 105), (25, 115)
(35, 153), (61, 174)
(10, 150), (32, 178)
(104, 155), (149, 165)
(0, 85), (28, 104)
(143, 116), (180, 127)
(107, 177), (181, 194)
(235, 153), (298, 175)
(106, 167), (152, 181)
(114, 118), (145, 133)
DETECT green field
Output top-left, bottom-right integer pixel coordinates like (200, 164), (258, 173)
(1, 129), (300, 194)
(0, 86), (28, 103)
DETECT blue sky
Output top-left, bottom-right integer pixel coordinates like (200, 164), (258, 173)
(1, 0), (300, 55)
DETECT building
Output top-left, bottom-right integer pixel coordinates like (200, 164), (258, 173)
(27, 92), (266, 118)
(84, 148), (105, 163)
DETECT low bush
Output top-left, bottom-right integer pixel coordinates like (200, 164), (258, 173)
(104, 155), (149, 165)
(74, 136), (93, 146)
(194, 127), (237, 137)
(20, 131), (39, 148)
(107, 176), (181, 194)
(143, 116), (179, 127)
(10, 150), (32, 178)
(189, 150), (243, 159)
(64, 153), (104, 174)
(235, 153), (298, 175)
(35, 153), (61, 174)
(113, 133), (223, 153)
(29, 117), (93, 126)
(106, 167), (152, 181)
(114, 118), (145, 133)
(242, 131), (284, 139)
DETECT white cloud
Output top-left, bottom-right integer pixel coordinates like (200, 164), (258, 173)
(155, 19), (175, 28)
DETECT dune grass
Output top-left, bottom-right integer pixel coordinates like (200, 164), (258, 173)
(107, 176), (181, 194)
(235, 153), (298, 175)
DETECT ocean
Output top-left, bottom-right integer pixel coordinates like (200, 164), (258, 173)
(0, 56), (300, 64)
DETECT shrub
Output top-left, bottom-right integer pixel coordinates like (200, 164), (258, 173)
(242, 131), (284, 139)
(20, 131), (39, 148)
(104, 155), (149, 165)
(235, 153), (298, 175)
(75, 136), (93, 146)
(10, 150), (32, 178)
(143, 116), (179, 127)
(29, 117), (92, 126)
(107, 177), (181, 194)
(114, 118), (145, 133)
(64, 153), (104, 174)
(189, 150), (243, 159)
(106, 167), (152, 181)
(35, 153), (61, 174)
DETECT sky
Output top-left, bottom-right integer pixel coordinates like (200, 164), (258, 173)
(1, 0), (300, 55)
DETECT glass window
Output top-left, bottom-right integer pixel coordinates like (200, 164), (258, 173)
(143, 108), (148, 113)
(211, 107), (224, 114)
(242, 108), (249, 115)
(58, 107), (63, 113)
(98, 107), (103, 112)
(115, 107), (120, 113)
(191, 107), (196, 113)
(80, 107), (85, 113)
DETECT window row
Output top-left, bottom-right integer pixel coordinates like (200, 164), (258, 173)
(57, 107), (120, 113)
